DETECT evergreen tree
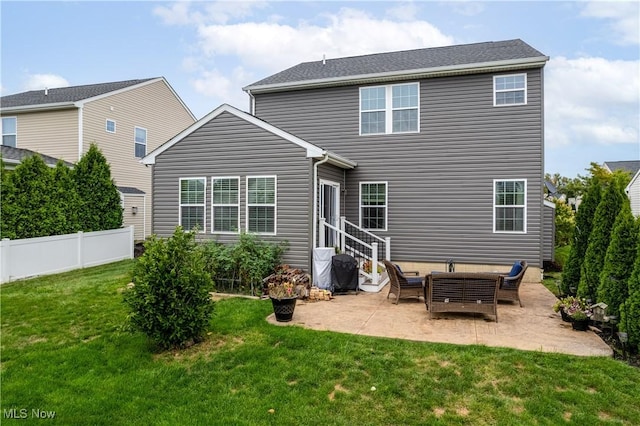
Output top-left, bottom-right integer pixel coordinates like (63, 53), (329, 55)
(4, 155), (63, 239)
(577, 172), (627, 301)
(620, 224), (640, 353)
(52, 161), (82, 235)
(597, 201), (638, 317)
(0, 157), (17, 239)
(73, 144), (123, 232)
(561, 178), (601, 294)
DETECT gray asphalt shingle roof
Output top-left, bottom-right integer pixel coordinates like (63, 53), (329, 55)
(0, 146), (74, 167)
(245, 39), (546, 90)
(604, 161), (640, 175)
(0, 78), (157, 108)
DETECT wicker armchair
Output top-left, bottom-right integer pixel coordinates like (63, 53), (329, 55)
(383, 260), (423, 304)
(497, 260), (528, 307)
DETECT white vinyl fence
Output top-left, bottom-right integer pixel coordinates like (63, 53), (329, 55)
(0, 226), (134, 284)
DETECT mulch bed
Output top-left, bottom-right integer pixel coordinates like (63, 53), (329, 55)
(591, 326), (639, 368)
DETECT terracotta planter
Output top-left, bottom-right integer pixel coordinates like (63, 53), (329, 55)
(270, 297), (297, 322)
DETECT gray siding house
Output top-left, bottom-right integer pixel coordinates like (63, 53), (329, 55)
(144, 39), (549, 284)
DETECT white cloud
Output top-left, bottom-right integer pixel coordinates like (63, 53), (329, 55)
(450, 1), (485, 17)
(581, 1), (640, 45)
(545, 56), (639, 148)
(154, 0), (267, 26)
(23, 74), (69, 91)
(190, 66), (254, 110)
(195, 7), (453, 73)
(386, 2), (420, 21)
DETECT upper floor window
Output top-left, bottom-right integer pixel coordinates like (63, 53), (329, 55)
(180, 178), (206, 232)
(134, 127), (147, 158)
(360, 83), (419, 135)
(106, 119), (116, 133)
(360, 182), (387, 231)
(247, 176), (276, 234)
(494, 74), (527, 106)
(1, 117), (17, 147)
(494, 179), (526, 233)
(212, 177), (240, 233)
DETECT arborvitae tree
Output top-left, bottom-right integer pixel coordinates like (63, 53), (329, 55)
(73, 144), (122, 232)
(620, 224), (640, 353)
(4, 155), (64, 239)
(577, 173), (628, 301)
(552, 198), (575, 247)
(561, 179), (602, 294)
(0, 157), (17, 239)
(597, 201), (638, 317)
(52, 161), (82, 235)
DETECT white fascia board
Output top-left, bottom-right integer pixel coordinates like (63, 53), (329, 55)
(243, 56), (550, 93)
(543, 199), (556, 209)
(142, 103), (328, 165)
(1, 102), (77, 113)
(326, 151), (357, 169)
(626, 169), (640, 192)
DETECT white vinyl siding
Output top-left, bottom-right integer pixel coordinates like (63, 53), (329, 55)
(494, 74), (527, 106)
(246, 176), (276, 234)
(1, 117), (17, 147)
(211, 177), (240, 233)
(360, 182), (388, 231)
(494, 179), (527, 233)
(179, 177), (206, 232)
(134, 126), (147, 157)
(360, 83), (419, 135)
(106, 119), (116, 133)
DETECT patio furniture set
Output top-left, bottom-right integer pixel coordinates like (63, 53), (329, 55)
(383, 260), (529, 322)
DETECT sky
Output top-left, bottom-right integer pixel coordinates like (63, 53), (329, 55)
(1, 1), (638, 179)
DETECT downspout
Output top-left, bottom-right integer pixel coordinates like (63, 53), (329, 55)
(77, 105), (83, 160)
(247, 89), (255, 115)
(312, 153), (330, 249)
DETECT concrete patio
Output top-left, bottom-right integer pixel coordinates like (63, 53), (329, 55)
(267, 281), (613, 357)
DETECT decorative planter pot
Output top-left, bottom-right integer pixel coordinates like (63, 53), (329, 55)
(572, 319), (589, 331)
(270, 297), (297, 322)
(560, 309), (572, 323)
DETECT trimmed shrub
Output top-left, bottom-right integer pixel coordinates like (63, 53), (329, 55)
(577, 173), (627, 301)
(51, 161), (82, 235)
(74, 144), (122, 232)
(597, 201), (638, 317)
(561, 179), (601, 294)
(124, 227), (214, 349)
(620, 225), (640, 353)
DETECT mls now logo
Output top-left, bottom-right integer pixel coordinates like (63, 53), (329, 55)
(3, 408), (56, 419)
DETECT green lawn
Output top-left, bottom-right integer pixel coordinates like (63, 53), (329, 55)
(2, 261), (639, 425)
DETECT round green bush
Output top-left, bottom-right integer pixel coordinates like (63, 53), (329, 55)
(124, 227), (214, 350)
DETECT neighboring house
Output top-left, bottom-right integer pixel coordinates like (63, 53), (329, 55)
(144, 39), (549, 284)
(0, 78), (196, 240)
(604, 161), (640, 217)
(1, 145), (74, 170)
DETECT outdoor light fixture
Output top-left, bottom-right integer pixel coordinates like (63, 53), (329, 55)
(131, 206), (138, 215)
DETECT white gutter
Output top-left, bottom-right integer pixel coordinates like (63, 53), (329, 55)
(247, 89), (255, 115)
(244, 56), (550, 94)
(312, 153), (331, 250)
(0, 102), (76, 113)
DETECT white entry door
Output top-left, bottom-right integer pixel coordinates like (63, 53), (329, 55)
(320, 180), (340, 248)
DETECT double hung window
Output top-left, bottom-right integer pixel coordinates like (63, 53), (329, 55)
(360, 182), (387, 231)
(212, 177), (240, 233)
(134, 127), (147, 157)
(247, 176), (276, 234)
(1, 117), (17, 147)
(180, 178), (206, 232)
(360, 83), (419, 134)
(494, 179), (526, 233)
(494, 74), (527, 106)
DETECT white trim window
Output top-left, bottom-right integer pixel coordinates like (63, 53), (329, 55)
(246, 176), (276, 234)
(211, 177), (240, 233)
(360, 182), (388, 231)
(360, 83), (419, 135)
(134, 126), (147, 157)
(106, 119), (116, 133)
(494, 74), (527, 106)
(494, 179), (527, 233)
(179, 177), (206, 232)
(1, 117), (17, 147)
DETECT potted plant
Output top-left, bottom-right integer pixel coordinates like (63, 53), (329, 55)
(564, 297), (592, 331)
(553, 296), (573, 322)
(267, 280), (298, 322)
